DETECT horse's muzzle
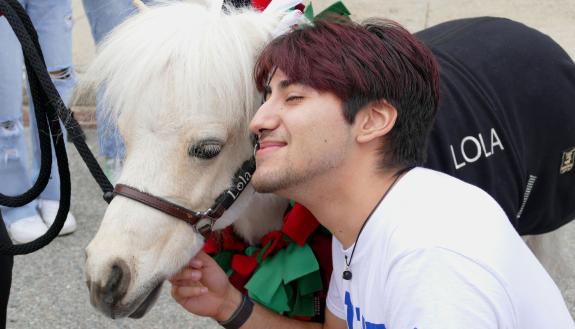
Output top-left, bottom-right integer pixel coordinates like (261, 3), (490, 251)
(87, 259), (132, 319)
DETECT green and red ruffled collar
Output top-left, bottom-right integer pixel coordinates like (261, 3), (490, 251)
(203, 204), (332, 320)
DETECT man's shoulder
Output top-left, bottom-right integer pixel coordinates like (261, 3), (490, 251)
(399, 167), (501, 209)
(385, 167), (512, 250)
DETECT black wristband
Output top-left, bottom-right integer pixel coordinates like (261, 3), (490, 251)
(218, 294), (254, 329)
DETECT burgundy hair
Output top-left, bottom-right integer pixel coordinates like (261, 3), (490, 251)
(254, 18), (440, 168)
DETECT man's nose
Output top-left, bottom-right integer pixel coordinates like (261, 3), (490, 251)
(249, 101), (277, 134)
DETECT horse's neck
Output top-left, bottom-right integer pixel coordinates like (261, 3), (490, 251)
(211, 184), (288, 245)
(232, 191), (288, 245)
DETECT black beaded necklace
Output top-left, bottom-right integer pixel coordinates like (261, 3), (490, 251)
(342, 168), (410, 280)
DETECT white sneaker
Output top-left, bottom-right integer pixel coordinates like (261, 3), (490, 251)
(7, 214), (48, 244)
(38, 199), (77, 235)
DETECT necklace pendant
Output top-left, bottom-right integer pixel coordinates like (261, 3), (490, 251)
(343, 269), (352, 280)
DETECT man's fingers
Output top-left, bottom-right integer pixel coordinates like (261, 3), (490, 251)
(172, 285), (209, 298)
(171, 279), (202, 288)
(188, 258), (203, 269)
(192, 251), (215, 265)
(169, 268), (202, 284)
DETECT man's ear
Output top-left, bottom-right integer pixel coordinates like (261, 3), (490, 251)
(355, 100), (397, 144)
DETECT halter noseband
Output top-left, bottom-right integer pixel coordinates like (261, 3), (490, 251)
(113, 157), (256, 238)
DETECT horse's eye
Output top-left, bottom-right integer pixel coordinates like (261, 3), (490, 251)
(188, 140), (223, 160)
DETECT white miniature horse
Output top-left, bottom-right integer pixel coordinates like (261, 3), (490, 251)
(81, 1), (299, 318)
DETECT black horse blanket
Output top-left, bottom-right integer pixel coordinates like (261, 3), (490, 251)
(417, 17), (575, 235)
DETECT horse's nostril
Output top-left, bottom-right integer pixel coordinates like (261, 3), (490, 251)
(103, 265), (123, 303)
(88, 259), (132, 318)
(101, 260), (131, 307)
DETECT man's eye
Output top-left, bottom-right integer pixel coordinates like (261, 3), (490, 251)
(188, 140), (223, 160)
(286, 96), (303, 102)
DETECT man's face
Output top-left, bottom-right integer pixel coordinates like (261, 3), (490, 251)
(249, 69), (353, 195)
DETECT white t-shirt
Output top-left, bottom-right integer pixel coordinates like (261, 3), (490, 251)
(326, 168), (574, 329)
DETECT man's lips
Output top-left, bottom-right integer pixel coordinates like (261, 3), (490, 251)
(256, 140), (287, 156)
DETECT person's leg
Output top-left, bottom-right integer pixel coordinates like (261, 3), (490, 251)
(82, 0), (137, 181)
(25, 0), (77, 234)
(83, 0), (142, 163)
(0, 5), (26, 325)
(82, 0), (140, 43)
(26, 0), (75, 200)
(0, 14), (46, 243)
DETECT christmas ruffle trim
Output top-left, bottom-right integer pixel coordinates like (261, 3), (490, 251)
(204, 203), (329, 318)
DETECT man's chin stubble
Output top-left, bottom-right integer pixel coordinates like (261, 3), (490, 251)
(251, 170), (302, 194)
(252, 155), (344, 194)
(251, 176), (291, 194)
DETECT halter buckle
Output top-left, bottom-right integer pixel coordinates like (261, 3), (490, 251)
(195, 217), (215, 236)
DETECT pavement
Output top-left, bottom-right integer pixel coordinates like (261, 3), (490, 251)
(6, 0), (575, 328)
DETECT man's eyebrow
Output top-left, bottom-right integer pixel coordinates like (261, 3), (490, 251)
(265, 79), (297, 93)
(279, 79), (295, 89)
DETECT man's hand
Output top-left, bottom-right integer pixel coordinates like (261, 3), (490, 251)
(170, 251), (338, 329)
(169, 251), (242, 321)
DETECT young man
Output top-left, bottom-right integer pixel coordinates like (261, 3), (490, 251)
(170, 19), (574, 328)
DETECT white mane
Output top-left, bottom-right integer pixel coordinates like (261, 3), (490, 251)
(79, 2), (281, 134)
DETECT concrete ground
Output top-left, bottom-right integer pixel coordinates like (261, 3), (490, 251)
(6, 0), (575, 328)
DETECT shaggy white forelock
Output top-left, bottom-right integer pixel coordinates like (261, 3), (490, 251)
(78, 1), (281, 133)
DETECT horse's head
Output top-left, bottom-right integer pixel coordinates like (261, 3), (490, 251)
(80, 1), (298, 318)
